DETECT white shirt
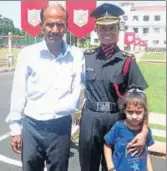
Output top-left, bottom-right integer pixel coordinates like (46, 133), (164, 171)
(6, 40), (84, 136)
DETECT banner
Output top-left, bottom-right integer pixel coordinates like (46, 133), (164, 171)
(134, 37), (140, 46)
(21, 0), (48, 37)
(143, 41), (148, 47)
(66, 1), (96, 39)
(140, 40), (144, 46)
(140, 40), (147, 47)
(124, 32), (135, 46)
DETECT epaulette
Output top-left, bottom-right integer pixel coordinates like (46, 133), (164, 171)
(122, 51), (135, 59)
(84, 48), (96, 55)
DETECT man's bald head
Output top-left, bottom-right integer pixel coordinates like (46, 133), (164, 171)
(40, 3), (68, 24)
(40, 3), (68, 46)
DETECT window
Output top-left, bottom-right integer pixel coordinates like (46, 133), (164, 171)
(123, 15), (128, 21)
(154, 28), (160, 33)
(125, 26), (128, 31)
(153, 40), (159, 45)
(121, 3), (127, 7)
(143, 15), (149, 21)
(131, 6), (135, 11)
(133, 15), (139, 21)
(143, 28), (149, 34)
(133, 28), (138, 33)
(154, 15), (161, 21)
(144, 40), (148, 43)
(94, 39), (99, 43)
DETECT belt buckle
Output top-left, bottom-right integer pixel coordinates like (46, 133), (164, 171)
(96, 102), (110, 112)
(104, 102), (111, 111)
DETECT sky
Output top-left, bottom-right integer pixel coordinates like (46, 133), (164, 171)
(0, 1), (166, 29)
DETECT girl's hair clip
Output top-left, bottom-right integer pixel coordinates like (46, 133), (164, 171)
(128, 84), (145, 95)
(128, 88), (145, 95)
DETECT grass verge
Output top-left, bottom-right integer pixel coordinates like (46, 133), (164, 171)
(149, 123), (166, 131)
(141, 52), (166, 61)
(138, 62), (166, 114)
(153, 135), (166, 143)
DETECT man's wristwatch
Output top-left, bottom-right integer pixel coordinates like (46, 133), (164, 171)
(108, 168), (116, 171)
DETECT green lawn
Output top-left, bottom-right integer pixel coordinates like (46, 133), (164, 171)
(149, 123), (166, 131)
(141, 52), (166, 61)
(149, 124), (166, 142)
(139, 62), (166, 114)
(0, 48), (20, 60)
(149, 123), (166, 142)
(153, 135), (166, 143)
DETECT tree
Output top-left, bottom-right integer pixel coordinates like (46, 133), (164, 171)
(66, 32), (77, 46)
(66, 32), (91, 47)
(0, 14), (4, 25)
(0, 17), (14, 35)
(0, 14), (25, 36)
(77, 34), (91, 48)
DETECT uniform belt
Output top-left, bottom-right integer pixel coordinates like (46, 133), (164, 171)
(85, 100), (117, 112)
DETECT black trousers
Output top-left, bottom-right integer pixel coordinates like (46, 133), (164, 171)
(21, 115), (72, 171)
(79, 108), (124, 171)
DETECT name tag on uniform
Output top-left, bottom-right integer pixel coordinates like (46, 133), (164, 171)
(86, 68), (95, 71)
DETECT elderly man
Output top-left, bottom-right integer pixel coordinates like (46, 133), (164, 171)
(79, 3), (149, 171)
(6, 3), (83, 171)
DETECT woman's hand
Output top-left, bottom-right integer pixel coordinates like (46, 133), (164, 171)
(127, 132), (147, 156)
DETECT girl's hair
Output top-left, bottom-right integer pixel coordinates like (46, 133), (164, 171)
(119, 88), (148, 121)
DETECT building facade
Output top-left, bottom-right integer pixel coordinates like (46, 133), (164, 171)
(90, 2), (166, 48)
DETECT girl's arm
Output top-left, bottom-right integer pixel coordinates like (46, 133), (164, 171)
(104, 144), (115, 171)
(147, 153), (153, 171)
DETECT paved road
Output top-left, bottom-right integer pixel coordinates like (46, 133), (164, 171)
(0, 72), (166, 171)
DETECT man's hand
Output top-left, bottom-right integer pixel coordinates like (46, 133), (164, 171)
(10, 135), (22, 154)
(108, 168), (116, 171)
(127, 132), (147, 156)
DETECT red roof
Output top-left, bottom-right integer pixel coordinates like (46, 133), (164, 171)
(134, 6), (166, 11)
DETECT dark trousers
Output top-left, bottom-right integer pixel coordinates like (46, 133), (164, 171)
(21, 115), (72, 171)
(79, 109), (124, 171)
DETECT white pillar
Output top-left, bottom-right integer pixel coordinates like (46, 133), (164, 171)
(130, 44), (134, 53)
(77, 39), (80, 47)
(8, 32), (12, 55)
(118, 21), (125, 51)
(7, 32), (14, 67)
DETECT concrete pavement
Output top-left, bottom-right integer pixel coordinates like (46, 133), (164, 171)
(148, 113), (166, 155)
(140, 59), (166, 63)
(149, 112), (166, 126)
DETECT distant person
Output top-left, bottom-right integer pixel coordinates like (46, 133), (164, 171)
(6, 3), (83, 171)
(104, 88), (154, 171)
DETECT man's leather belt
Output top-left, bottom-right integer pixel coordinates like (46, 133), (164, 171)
(85, 100), (117, 112)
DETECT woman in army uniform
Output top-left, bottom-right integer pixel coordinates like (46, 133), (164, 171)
(79, 3), (149, 171)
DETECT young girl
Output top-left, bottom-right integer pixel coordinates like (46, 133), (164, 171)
(104, 88), (154, 171)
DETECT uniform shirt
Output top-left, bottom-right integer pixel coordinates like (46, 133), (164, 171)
(104, 121), (154, 171)
(84, 46), (148, 103)
(6, 40), (84, 136)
